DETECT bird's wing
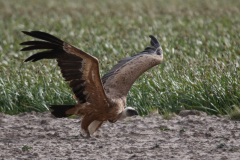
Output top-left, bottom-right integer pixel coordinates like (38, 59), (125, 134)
(21, 31), (109, 107)
(102, 35), (163, 99)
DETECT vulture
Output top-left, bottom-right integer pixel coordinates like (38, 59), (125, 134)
(20, 31), (163, 138)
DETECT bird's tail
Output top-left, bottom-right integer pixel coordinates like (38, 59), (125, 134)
(50, 105), (76, 118)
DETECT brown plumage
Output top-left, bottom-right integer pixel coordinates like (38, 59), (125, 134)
(20, 31), (163, 137)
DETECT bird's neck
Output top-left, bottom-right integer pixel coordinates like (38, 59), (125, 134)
(117, 109), (128, 121)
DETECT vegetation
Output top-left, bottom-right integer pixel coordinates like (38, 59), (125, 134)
(0, 0), (239, 116)
(22, 145), (33, 151)
(228, 105), (240, 121)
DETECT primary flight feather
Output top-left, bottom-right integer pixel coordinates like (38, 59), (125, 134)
(20, 31), (163, 137)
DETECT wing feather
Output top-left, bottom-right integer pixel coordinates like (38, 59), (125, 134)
(21, 31), (109, 107)
(102, 35), (163, 98)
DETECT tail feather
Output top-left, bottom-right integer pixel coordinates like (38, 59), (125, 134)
(50, 105), (76, 118)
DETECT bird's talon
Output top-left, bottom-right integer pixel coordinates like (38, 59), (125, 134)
(79, 132), (91, 138)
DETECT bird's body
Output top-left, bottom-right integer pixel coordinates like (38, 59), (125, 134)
(20, 31), (163, 137)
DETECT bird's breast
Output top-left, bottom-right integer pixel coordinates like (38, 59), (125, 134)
(106, 96), (125, 123)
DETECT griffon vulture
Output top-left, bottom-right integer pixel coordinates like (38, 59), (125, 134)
(20, 31), (163, 137)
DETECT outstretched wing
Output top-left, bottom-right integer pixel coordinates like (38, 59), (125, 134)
(102, 35), (163, 99)
(20, 31), (109, 107)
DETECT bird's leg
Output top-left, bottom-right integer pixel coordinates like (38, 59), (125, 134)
(80, 116), (93, 138)
(86, 131), (91, 138)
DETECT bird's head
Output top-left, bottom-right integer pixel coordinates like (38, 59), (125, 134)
(117, 107), (138, 121)
(122, 107), (138, 117)
(124, 107), (139, 117)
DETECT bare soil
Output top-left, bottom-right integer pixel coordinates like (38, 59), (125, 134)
(0, 111), (240, 160)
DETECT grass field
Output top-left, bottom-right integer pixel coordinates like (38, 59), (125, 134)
(0, 0), (240, 116)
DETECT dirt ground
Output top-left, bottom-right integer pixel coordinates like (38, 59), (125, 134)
(0, 110), (240, 160)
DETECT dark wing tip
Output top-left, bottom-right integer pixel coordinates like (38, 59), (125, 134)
(21, 30), (64, 45)
(20, 48), (27, 51)
(149, 35), (160, 48)
(22, 31), (31, 35)
(24, 56), (33, 62)
(19, 42), (25, 45)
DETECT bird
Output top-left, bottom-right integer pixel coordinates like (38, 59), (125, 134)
(20, 31), (163, 138)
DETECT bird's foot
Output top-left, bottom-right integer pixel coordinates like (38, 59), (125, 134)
(80, 132), (91, 138)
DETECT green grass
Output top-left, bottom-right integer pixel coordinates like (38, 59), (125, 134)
(22, 145), (33, 151)
(0, 0), (240, 116)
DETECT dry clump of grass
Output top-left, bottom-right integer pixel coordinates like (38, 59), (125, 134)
(228, 106), (240, 121)
(162, 111), (176, 120)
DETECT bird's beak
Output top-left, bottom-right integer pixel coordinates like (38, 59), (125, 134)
(134, 110), (139, 115)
